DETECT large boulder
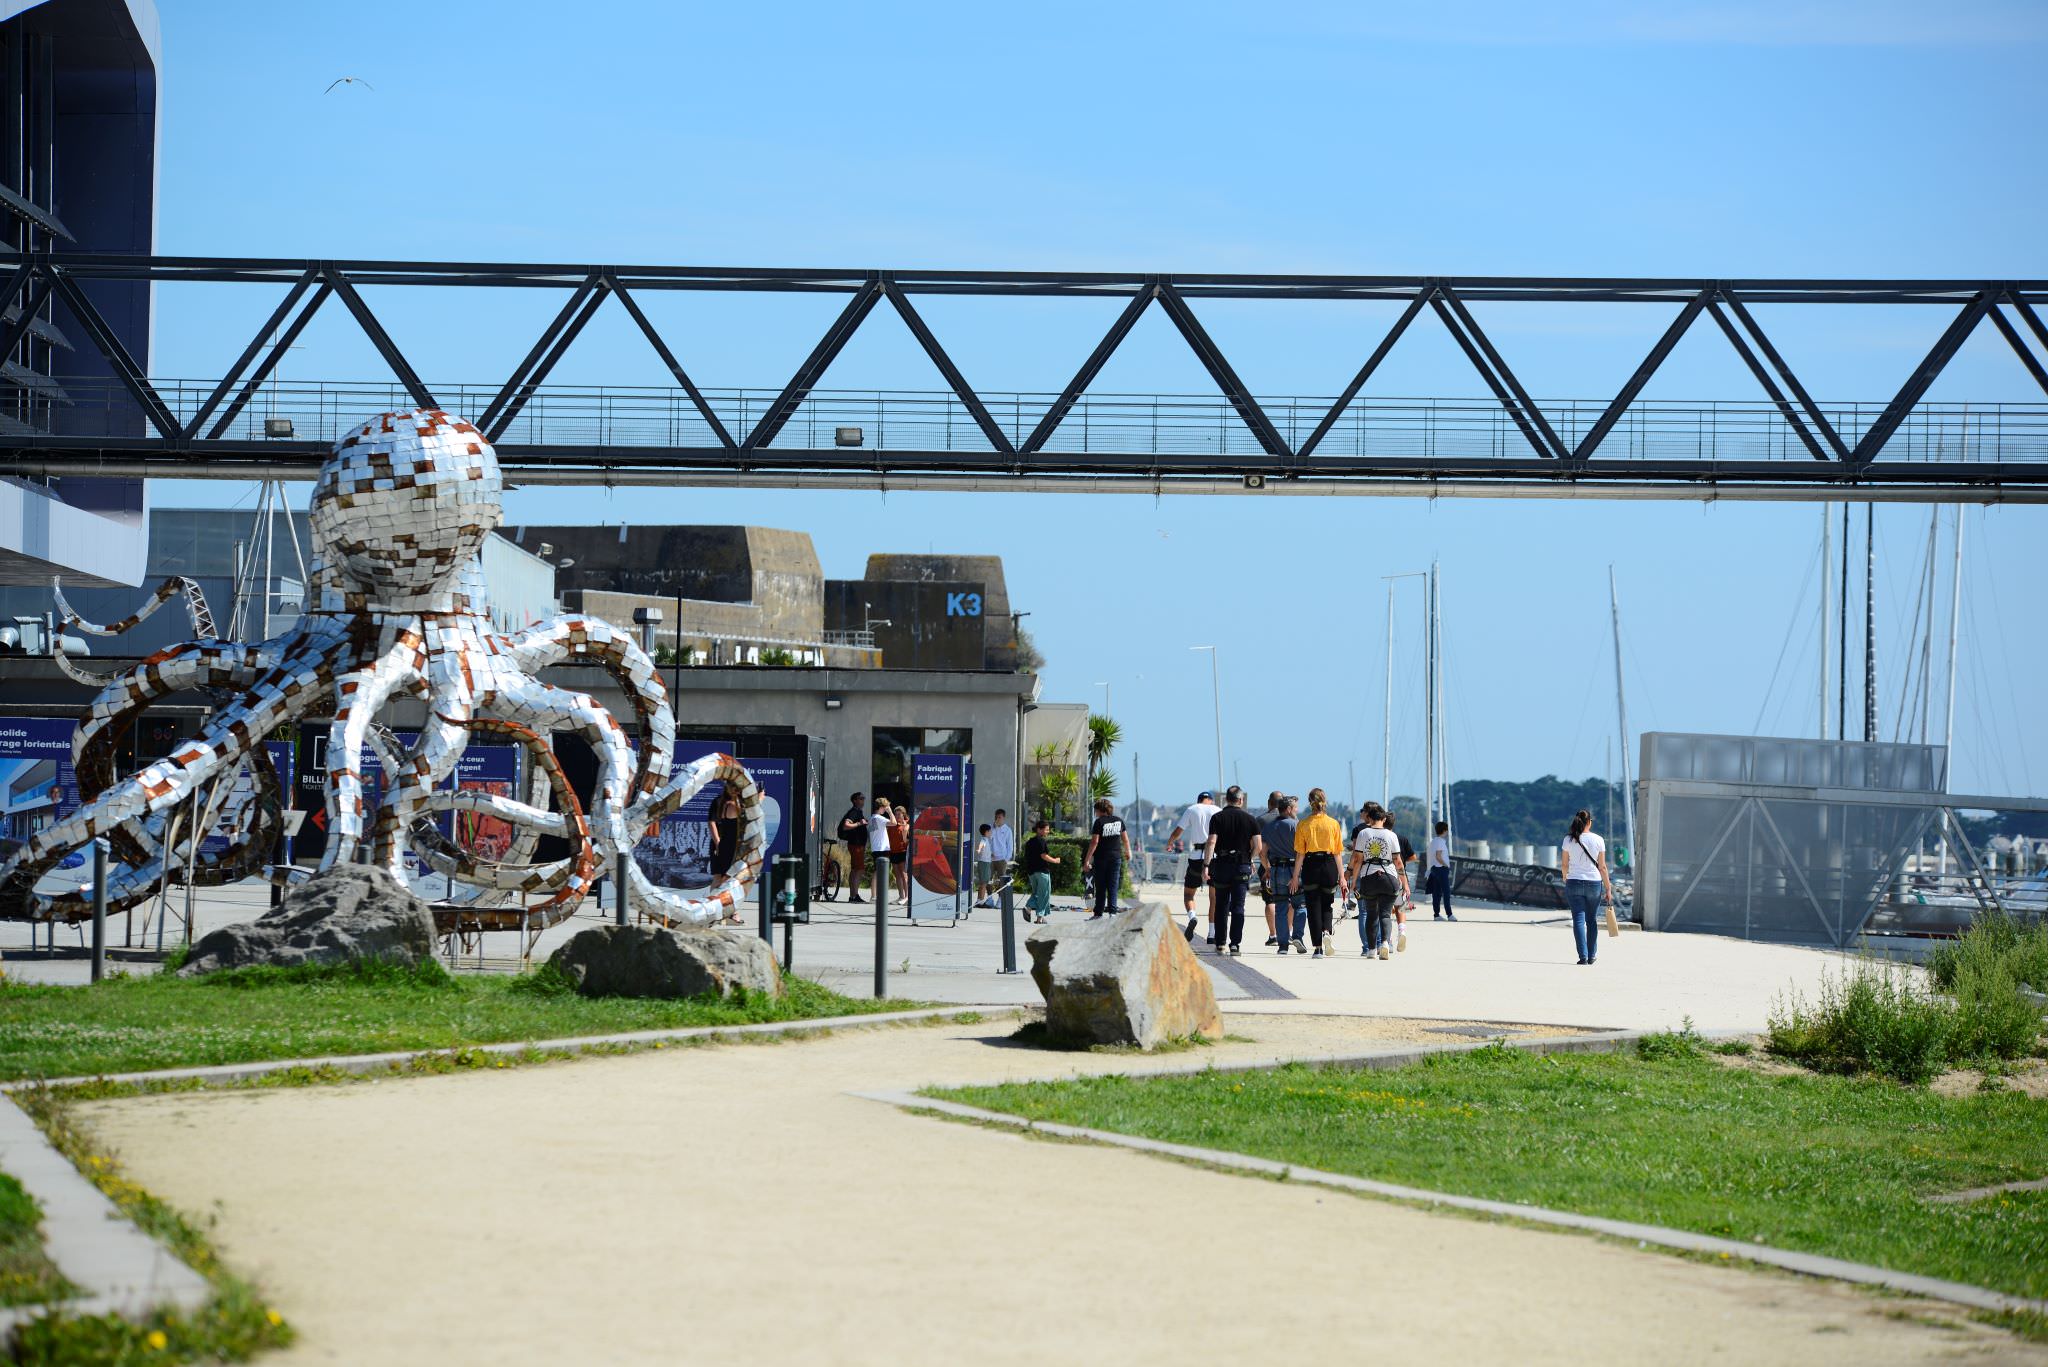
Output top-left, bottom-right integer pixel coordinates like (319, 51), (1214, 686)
(1027, 904), (1222, 1048)
(548, 924), (782, 1000)
(181, 864), (437, 976)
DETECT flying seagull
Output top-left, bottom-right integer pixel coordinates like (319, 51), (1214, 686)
(324, 77), (374, 93)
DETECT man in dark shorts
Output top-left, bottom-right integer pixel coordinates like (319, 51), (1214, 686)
(1203, 785), (1265, 955)
(838, 792), (868, 903)
(1167, 791), (1219, 944)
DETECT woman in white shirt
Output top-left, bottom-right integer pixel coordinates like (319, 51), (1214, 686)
(1559, 809), (1613, 965)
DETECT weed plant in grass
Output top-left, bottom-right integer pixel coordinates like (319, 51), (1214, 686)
(0, 1170), (73, 1308)
(1771, 916), (2047, 1084)
(0, 958), (913, 1081)
(939, 1039), (2048, 1300)
(1928, 912), (2048, 996)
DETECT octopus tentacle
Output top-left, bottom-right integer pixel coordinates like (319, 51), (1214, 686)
(625, 754), (769, 928)
(0, 633), (340, 922)
(319, 629), (426, 870)
(495, 616), (673, 802)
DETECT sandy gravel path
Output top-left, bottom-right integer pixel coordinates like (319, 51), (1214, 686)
(76, 1013), (2042, 1365)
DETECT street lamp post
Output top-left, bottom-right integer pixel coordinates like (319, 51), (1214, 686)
(1189, 646), (1223, 797)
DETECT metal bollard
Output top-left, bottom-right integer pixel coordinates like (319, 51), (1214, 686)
(615, 853), (632, 927)
(90, 839), (108, 984)
(998, 871), (1017, 974)
(874, 857), (889, 999)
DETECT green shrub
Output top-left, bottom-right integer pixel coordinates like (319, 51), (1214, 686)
(1636, 1017), (1707, 1062)
(1767, 967), (1953, 1085)
(1949, 957), (2044, 1062)
(1927, 911), (2048, 994)
(1032, 836), (1134, 897)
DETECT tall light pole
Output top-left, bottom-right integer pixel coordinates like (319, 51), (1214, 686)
(1381, 571), (1427, 808)
(1093, 680), (1113, 818)
(1190, 645), (1223, 797)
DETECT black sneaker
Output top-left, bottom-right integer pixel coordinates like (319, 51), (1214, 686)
(1293, 938), (1306, 953)
(1264, 936), (1279, 947)
(1183, 918), (1197, 942)
(849, 894), (865, 904)
(1277, 942), (1289, 954)
(1312, 948), (1324, 959)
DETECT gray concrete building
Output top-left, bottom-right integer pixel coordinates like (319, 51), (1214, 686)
(505, 523), (878, 667)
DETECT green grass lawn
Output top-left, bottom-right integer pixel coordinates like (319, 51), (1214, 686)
(0, 1170), (73, 1308)
(0, 960), (917, 1082)
(940, 1040), (2048, 1301)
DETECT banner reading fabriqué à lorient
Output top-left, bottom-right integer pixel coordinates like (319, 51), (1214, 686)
(909, 752), (965, 922)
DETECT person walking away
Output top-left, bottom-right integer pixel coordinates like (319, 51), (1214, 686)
(1203, 785), (1264, 955)
(1022, 817), (1059, 923)
(1258, 791), (1284, 946)
(974, 824), (994, 907)
(839, 792), (869, 904)
(1084, 798), (1132, 919)
(1262, 795), (1306, 953)
(867, 799), (896, 910)
(1290, 788), (1348, 958)
(1426, 820), (1456, 921)
(1390, 819), (1417, 951)
(1348, 803), (1409, 960)
(986, 809), (1015, 910)
(1166, 791), (1220, 944)
(1561, 809), (1615, 965)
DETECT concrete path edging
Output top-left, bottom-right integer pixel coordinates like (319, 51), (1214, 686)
(0, 1005), (1019, 1096)
(858, 1032), (2048, 1320)
(0, 1095), (210, 1342)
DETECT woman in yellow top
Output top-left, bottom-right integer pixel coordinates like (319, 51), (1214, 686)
(1288, 788), (1349, 958)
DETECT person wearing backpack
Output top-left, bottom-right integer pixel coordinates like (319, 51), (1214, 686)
(1347, 802), (1410, 960)
(1561, 808), (1616, 965)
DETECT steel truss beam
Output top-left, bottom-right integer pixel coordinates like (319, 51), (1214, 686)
(2, 255), (2044, 495)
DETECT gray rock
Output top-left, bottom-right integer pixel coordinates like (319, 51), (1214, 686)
(180, 864), (437, 976)
(1026, 904), (1222, 1049)
(548, 924), (783, 1000)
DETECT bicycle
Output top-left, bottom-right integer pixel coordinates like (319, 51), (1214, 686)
(812, 839), (844, 902)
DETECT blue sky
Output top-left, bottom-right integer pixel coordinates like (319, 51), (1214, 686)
(143, 0), (2046, 806)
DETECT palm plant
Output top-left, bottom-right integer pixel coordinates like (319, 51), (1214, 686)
(1085, 713), (1122, 824)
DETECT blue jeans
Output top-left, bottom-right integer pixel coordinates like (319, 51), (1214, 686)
(1212, 860), (1252, 947)
(1268, 863), (1304, 941)
(1426, 865), (1452, 917)
(1566, 880), (1604, 961)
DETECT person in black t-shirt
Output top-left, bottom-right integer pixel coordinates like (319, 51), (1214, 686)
(1202, 785), (1265, 954)
(1085, 798), (1132, 919)
(837, 793), (869, 903)
(1022, 818), (1060, 923)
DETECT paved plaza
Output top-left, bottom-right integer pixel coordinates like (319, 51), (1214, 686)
(2, 876), (1862, 1036)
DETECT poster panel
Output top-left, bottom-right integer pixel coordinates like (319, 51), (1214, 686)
(634, 738), (733, 891)
(909, 752), (965, 922)
(746, 757), (794, 863)
(0, 719), (87, 894)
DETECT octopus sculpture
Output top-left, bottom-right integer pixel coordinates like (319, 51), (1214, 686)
(0, 409), (764, 941)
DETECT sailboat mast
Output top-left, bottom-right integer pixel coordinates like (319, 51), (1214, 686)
(1942, 509), (1965, 791)
(1609, 565), (1637, 872)
(1424, 563), (1437, 842)
(1838, 504), (1850, 741)
(1918, 506), (1938, 745)
(1819, 504), (1831, 741)
(1864, 505), (1877, 743)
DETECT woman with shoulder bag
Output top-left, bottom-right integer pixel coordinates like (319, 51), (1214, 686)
(1561, 808), (1616, 965)
(1288, 788), (1348, 958)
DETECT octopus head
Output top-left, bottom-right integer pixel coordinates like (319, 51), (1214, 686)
(311, 409), (504, 608)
